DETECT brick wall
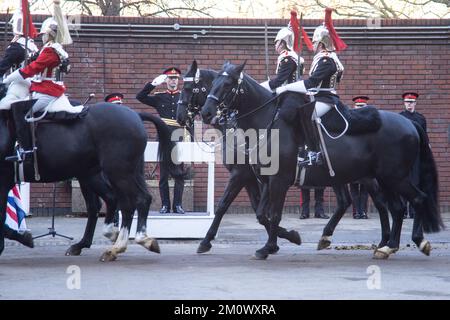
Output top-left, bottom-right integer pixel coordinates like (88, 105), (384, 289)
(1, 16), (448, 214)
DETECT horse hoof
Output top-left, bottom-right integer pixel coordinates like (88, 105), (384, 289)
(100, 251), (117, 262)
(21, 231), (34, 248)
(373, 247), (391, 260)
(288, 230), (302, 246)
(253, 248), (269, 260)
(65, 245), (82, 256)
(268, 245), (280, 254)
(317, 236), (331, 250)
(197, 242), (212, 254)
(148, 239), (160, 254)
(420, 240), (431, 256)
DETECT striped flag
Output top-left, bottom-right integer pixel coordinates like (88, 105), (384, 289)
(5, 185), (28, 231)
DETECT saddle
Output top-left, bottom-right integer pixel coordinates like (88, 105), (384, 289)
(320, 102), (381, 135)
(27, 95), (88, 123)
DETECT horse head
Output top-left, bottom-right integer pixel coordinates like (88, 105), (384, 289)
(177, 60), (217, 128)
(201, 61), (246, 125)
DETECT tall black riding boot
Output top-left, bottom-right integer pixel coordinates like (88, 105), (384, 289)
(6, 100), (36, 162)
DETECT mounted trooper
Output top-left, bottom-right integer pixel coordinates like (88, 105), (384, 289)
(276, 8), (347, 165)
(3, 0), (81, 163)
(260, 12), (304, 93)
(0, 6), (39, 110)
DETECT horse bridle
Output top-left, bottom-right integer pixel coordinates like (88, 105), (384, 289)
(206, 71), (244, 125)
(180, 69), (208, 127)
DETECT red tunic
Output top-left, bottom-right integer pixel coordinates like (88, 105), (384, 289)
(20, 47), (65, 97)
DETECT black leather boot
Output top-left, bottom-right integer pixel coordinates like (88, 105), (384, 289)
(5, 100), (37, 162)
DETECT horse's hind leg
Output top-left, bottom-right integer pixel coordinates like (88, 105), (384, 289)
(134, 175), (160, 254)
(318, 185), (351, 250)
(397, 182), (431, 256)
(374, 190), (405, 259)
(364, 179), (390, 249)
(66, 176), (102, 256)
(100, 188), (135, 262)
(100, 208), (134, 262)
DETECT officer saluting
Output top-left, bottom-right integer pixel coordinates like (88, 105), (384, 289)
(136, 67), (187, 214)
(137, 67), (182, 130)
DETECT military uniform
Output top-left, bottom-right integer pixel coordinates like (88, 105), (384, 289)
(0, 37), (38, 110)
(399, 92), (426, 218)
(399, 110), (426, 132)
(267, 50), (298, 90)
(105, 92), (123, 104)
(304, 50), (343, 105)
(136, 67), (188, 214)
(350, 96), (370, 219)
(136, 84), (181, 132)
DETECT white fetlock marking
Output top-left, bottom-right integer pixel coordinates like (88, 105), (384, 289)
(135, 231), (147, 244)
(135, 232), (156, 250)
(103, 223), (119, 240)
(320, 235), (331, 242)
(111, 227), (129, 254)
(419, 240), (429, 251)
(377, 246), (393, 255)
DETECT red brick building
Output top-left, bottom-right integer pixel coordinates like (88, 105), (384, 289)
(1, 15), (449, 215)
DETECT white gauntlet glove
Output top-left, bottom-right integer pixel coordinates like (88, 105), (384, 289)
(276, 81), (307, 95)
(275, 85), (288, 95)
(260, 80), (272, 92)
(151, 74), (167, 86)
(3, 69), (24, 86)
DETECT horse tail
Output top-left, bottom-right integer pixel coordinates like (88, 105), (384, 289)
(138, 112), (187, 179)
(414, 122), (444, 233)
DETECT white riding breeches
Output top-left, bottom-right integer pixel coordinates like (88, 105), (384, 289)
(0, 79), (31, 110)
(31, 92), (56, 113)
(314, 101), (333, 118)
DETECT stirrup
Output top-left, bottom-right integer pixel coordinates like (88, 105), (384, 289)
(306, 151), (323, 166)
(5, 147), (36, 163)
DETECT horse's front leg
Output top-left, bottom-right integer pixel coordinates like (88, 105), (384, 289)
(254, 178), (290, 260)
(198, 170), (246, 254)
(363, 179), (390, 249)
(66, 179), (101, 256)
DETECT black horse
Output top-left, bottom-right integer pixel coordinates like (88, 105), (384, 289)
(177, 61), (301, 254)
(178, 61), (395, 258)
(0, 101), (176, 261)
(201, 62), (443, 260)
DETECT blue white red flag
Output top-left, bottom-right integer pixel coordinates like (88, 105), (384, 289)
(5, 185), (28, 231)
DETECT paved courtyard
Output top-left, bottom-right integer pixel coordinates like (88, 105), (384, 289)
(1, 213), (449, 300)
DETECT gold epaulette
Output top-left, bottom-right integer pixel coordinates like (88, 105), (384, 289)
(161, 118), (181, 127)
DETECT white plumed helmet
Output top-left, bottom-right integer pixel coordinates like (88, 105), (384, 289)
(9, 9), (24, 36)
(274, 27), (294, 51)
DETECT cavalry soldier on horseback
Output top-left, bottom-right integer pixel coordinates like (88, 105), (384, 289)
(260, 21), (303, 92)
(0, 7), (39, 109)
(276, 8), (347, 167)
(136, 67), (189, 214)
(3, 0), (80, 163)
